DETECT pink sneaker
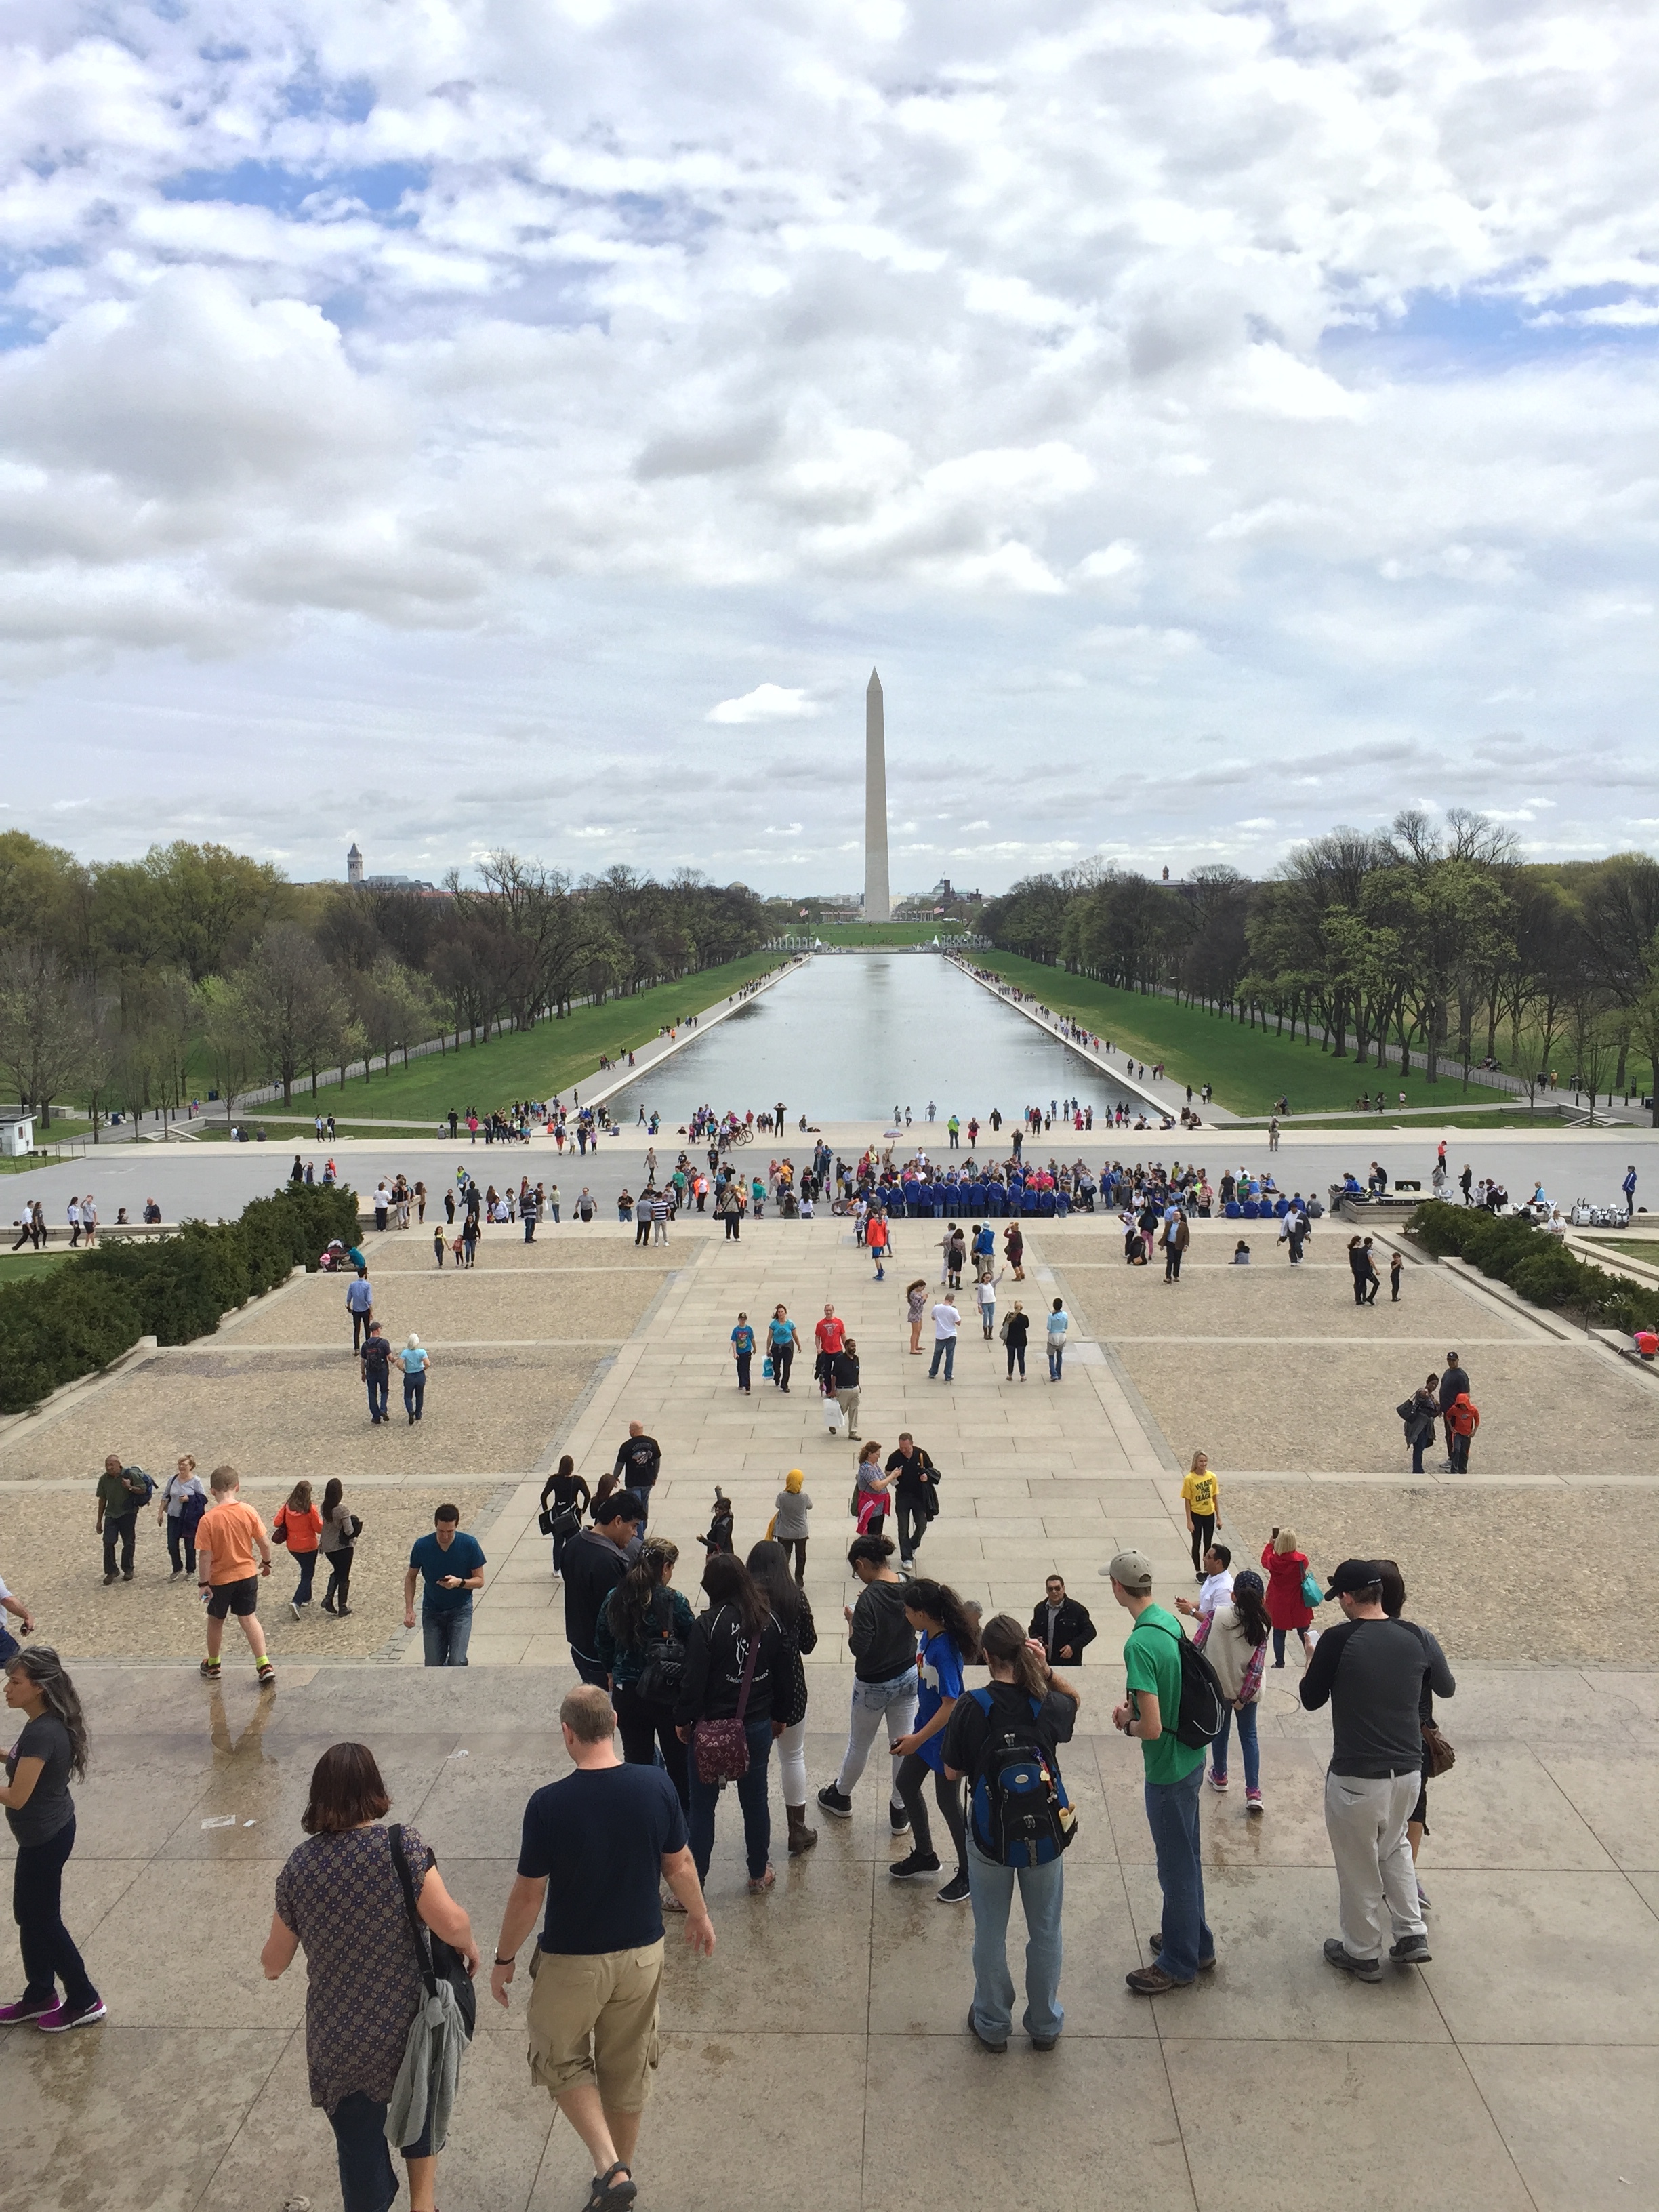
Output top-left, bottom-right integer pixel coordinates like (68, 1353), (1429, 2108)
(37, 1996), (106, 2032)
(1207, 1768), (1229, 1791)
(0, 1992), (56, 2024)
(1246, 1788), (1264, 1814)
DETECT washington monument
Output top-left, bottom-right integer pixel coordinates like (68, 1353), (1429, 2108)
(864, 667), (890, 923)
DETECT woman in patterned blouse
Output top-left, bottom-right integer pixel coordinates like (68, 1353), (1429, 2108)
(261, 1742), (478, 2212)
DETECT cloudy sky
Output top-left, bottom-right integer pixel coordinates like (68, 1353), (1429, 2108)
(4, 0), (1659, 894)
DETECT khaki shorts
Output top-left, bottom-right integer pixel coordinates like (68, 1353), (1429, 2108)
(525, 1940), (663, 2111)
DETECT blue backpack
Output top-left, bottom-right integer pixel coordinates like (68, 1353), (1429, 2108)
(966, 1688), (1078, 1867)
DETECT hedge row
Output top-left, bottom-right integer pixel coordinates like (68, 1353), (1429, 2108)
(1408, 1200), (1659, 1335)
(0, 1183), (359, 1414)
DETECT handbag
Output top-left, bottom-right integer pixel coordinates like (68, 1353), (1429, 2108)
(762, 1354), (775, 1379)
(691, 1610), (761, 1784)
(348, 1514), (363, 1541)
(1421, 1720), (1456, 1778)
(1300, 1570), (1322, 1608)
(271, 1510), (288, 1548)
(388, 1824), (476, 2041)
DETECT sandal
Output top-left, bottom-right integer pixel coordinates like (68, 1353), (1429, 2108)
(588, 2164), (637, 2207)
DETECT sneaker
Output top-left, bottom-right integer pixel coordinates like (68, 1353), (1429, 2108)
(257, 1664), (276, 1689)
(121, 1572), (134, 1582)
(1207, 1768), (1228, 1791)
(935, 1869), (971, 1904)
(0, 1993), (56, 2024)
(335, 1606), (352, 1618)
(1322, 1938), (1382, 1982)
(37, 1996), (106, 2031)
(199, 1660), (221, 1679)
(1416, 1885), (1431, 1914)
(1389, 1933), (1431, 1965)
(289, 1599), (301, 1621)
(1125, 1964), (1193, 1995)
(1245, 1789), (1263, 1813)
(889, 1849), (941, 1882)
(103, 1573), (117, 1586)
(966, 2005), (1006, 2054)
(816, 1784), (853, 1819)
(888, 1804), (912, 1835)
(1150, 1931), (1216, 1972)
(1029, 2031), (1060, 2052)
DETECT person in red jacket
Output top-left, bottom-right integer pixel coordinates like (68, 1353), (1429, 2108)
(1261, 1529), (1315, 1669)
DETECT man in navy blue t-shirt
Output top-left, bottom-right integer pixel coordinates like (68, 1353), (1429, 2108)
(490, 1685), (714, 2202)
(403, 1504), (485, 1666)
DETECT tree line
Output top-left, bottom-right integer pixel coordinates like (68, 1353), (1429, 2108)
(981, 811), (1659, 1119)
(0, 836), (768, 1122)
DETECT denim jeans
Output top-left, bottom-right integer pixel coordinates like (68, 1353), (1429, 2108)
(14, 1817), (98, 2012)
(403, 1372), (425, 1420)
(366, 1373), (388, 1421)
(1211, 1700), (1259, 1790)
(895, 1496), (928, 1565)
(327, 2089), (435, 2212)
(928, 1336), (956, 1380)
(165, 1517), (197, 1574)
(422, 1605), (472, 1666)
(966, 1843), (1064, 2042)
(834, 1670), (918, 1801)
(292, 1550), (316, 1607)
(102, 1511), (137, 1578)
(1143, 1761), (1212, 1980)
(1047, 1340), (1065, 1378)
(687, 1715), (774, 1879)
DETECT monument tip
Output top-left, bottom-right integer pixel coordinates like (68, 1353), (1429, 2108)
(867, 667), (882, 695)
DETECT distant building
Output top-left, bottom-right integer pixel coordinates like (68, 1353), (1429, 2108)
(363, 874), (437, 892)
(347, 842), (363, 886)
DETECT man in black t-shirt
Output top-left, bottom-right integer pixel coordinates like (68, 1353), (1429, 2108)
(359, 1324), (392, 1425)
(490, 1685), (713, 2200)
(564, 1495), (642, 1684)
(612, 1424), (662, 1526)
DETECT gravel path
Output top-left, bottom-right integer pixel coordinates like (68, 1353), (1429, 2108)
(0, 1481), (511, 1660)
(1221, 1482), (1659, 1663)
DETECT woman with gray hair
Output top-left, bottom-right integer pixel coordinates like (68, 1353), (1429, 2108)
(0, 1646), (105, 2028)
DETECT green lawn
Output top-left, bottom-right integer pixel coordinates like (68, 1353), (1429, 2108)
(968, 953), (1511, 1116)
(1265, 1108), (1574, 1133)
(255, 951), (783, 1121)
(0, 1250), (77, 1282)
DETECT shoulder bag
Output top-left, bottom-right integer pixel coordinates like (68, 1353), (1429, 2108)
(388, 1824), (476, 2040)
(691, 1610), (762, 1784)
(1421, 1719), (1456, 1778)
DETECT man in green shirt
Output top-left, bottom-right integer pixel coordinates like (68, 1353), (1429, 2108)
(1109, 1547), (1214, 1994)
(95, 1454), (148, 1584)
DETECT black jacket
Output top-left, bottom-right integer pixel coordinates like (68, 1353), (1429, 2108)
(674, 1605), (790, 1727)
(1027, 1596), (1097, 1662)
(847, 1578), (916, 1683)
(1438, 1365), (1471, 1414)
(562, 1528), (631, 1656)
(885, 1446), (936, 1501)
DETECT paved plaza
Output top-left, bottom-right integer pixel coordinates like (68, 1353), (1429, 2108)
(5, 1200), (1659, 2210)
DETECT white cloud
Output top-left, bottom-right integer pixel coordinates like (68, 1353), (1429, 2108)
(706, 684), (824, 723)
(0, 1), (1654, 884)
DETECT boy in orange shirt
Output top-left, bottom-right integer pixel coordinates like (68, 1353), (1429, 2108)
(196, 1464), (276, 1686)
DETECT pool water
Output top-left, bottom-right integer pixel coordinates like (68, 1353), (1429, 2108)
(602, 954), (1139, 1125)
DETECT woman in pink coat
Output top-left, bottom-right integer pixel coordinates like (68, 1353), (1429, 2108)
(1261, 1528), (1315, 1668)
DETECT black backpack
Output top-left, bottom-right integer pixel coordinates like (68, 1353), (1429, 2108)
(966, 1689), (1078, 1867)
(1144, 1618), (1227, 1748)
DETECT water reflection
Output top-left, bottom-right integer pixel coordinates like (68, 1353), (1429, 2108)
(604, 954), (1140, 1123)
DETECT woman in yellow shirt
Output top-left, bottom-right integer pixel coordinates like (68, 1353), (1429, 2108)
(1180, 1450), (1221, 1582)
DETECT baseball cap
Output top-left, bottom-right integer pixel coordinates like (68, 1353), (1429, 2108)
(1105, 1548), (1153, 1595)
(1324, 1557), (1383, 1599)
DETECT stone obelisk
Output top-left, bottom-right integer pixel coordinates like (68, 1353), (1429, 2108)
(864, 667), (891, 923)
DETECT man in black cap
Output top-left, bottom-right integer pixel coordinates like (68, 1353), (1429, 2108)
(1300, 1559), (1455, 1981)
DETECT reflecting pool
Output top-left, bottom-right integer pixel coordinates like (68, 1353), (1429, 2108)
(603, 954), (1140, 1124)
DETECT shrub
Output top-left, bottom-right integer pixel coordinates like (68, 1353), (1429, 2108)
(1408, 1200), (1659, 1334)
(0, 1270), (144, 1415)
(0, 1183), (359, 1410)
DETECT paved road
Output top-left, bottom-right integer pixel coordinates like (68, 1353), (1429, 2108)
(7, 1122), (1654, 1230)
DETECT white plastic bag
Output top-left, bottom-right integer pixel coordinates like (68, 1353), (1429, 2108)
(824, 1395), (844, 1433)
